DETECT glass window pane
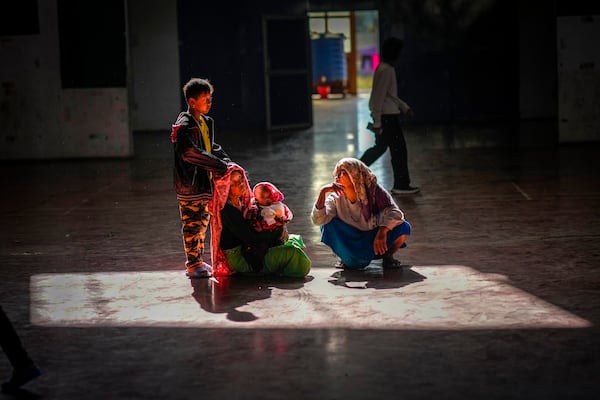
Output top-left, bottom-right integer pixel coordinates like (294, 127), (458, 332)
(309, 18), (326, 34)
(327, 18), (350, 53)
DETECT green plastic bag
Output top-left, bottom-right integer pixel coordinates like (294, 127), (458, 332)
(285, 233), (305, 249)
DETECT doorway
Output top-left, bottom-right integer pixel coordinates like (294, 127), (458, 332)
(308, 10), (380, 99)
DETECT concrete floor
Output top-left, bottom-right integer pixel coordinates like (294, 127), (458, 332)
(1, 94), (600, 399)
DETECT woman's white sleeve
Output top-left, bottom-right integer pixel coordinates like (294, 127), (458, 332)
(311, 195), (337, 225)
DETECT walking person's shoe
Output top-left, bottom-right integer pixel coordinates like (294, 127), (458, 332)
(1, 365), (42, 393)
(186, 262), (213, 278)
(391, 186), (420, 195)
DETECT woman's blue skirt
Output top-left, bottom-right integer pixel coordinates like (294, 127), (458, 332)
(320, 218), (411, 269)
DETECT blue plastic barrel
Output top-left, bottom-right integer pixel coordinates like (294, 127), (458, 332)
(311, 33), (347, 86)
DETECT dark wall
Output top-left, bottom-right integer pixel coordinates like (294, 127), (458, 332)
(178, 4), (242, 128)
(177, 2), (274, 131)
(0, 0), (39, 36)
(176, 0), (568, 130)
(58, 0), (127, 88)
(377, 1), (520, 123)
(178, 0), (382, 131)
(557, 0), (600, 15)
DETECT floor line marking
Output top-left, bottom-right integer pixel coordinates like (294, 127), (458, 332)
(63, 184), (113, 215)
(511, 182), (532, 200)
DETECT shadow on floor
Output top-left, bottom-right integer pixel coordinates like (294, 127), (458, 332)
(190, 275), (313, 321)
(328, 265), (426, 289)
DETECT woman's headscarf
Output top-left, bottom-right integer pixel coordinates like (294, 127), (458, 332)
(334, 157), (394, 221)
(210, 162), (252, 276)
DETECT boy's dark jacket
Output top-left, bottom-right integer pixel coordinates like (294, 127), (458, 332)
(171, 111), (230, 201)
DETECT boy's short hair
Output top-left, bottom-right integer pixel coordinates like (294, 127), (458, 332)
(183, 78), (214, 100)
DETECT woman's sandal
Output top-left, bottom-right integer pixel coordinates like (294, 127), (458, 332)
(336, 261), (347, 269)
(382, 257), (403, 269)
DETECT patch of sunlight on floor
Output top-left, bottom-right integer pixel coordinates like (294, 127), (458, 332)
(30, 266), (591, 329)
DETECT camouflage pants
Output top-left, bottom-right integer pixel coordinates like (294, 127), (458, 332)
(178, 199), (211, 270)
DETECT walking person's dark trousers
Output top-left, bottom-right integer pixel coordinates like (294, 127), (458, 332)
(0, 305), (34, 371)
(359, 114), (410, 189)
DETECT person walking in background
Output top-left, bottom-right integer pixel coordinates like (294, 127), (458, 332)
(1, 305), (42, 394)
(359, 37), (420, 195)
(171, 78), (231, 279)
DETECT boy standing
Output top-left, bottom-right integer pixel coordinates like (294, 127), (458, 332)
(171, 78), (230, 278)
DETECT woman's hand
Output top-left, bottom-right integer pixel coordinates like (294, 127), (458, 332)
(315, 182), (344, 209)
(373, 226), (390, 255)
(322, 182), (344, 196)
